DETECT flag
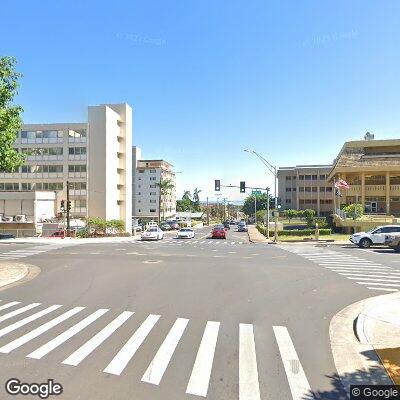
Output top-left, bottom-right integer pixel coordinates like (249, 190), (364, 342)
(335, 188), (342, 197)
(334, 179), (350, 189)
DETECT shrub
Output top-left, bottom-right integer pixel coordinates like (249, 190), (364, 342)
(277, 229), (331, 236)
(303, 209), (316, 227)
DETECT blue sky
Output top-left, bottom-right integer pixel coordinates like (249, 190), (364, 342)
(2, 1), (400, 201)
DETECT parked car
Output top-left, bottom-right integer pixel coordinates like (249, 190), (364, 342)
(237, 222), (248, 232)
(177, 228), (195, 239)
(350, 225), (400, 248)
(0, 233), (15, 240)
(167, 221), (180, 230)
(384, 234), (400, 252)
(50, 230), (65, 238)
(211, 224), (227, 239)
(160, 223), (172, 231)
(223, 221), (231, 229)
(141, 227), (164, 241)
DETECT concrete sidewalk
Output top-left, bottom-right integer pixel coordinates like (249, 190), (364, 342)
(356, 292), (400, 384)
(247, 225), (271, 243)
(0, 262), (30, 289)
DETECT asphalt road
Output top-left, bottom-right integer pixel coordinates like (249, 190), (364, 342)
(0, 229), (398, 399)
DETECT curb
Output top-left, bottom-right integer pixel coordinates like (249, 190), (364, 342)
(0, 261), (40, 291)
(330, 294), (394, 394)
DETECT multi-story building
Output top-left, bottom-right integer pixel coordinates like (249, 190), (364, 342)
(277, 165), (334, 216)
(132, 149), (176, 221)
(0, 103), (132, 232)
(328, 135), (400, 216)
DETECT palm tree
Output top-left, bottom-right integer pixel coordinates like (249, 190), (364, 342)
(193, 188), (202, 211)
(156, 178), (175, 223)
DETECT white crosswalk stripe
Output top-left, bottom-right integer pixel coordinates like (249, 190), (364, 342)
(0, 302), (42, 323)
(142, 317), (189, 385)
(186, 321), (220, 397)
(279, 245), (400, 292)
(0, 299), (314, 398)
(0, 243), (75, 260)
(133, 239), (248, 247)
(103, 314), (160, 375)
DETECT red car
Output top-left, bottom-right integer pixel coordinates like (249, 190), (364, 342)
(211, 224), (227, 239)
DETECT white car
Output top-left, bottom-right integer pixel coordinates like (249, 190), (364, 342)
(350, 225), (400, 248)
(176, 228), (195, 239)
(141, 227), (164, 241)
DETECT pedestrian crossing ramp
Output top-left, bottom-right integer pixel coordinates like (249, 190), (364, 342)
(0, 299), (313, 399)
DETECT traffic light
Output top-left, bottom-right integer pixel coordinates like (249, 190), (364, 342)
(215, 180), (220, 191)
(240, 181), (246, 193)
(60, 200), (65, 211)
(67, 201), (72, 212)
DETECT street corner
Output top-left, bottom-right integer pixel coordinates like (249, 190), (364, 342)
(0, 261), (40, 291)
(357, 293), (400, 385)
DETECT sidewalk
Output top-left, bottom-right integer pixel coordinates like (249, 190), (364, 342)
(0, 262), (29, 289)
(247, 225), (271, 244)
(0, 235), (142, 245)
(356, 292), (400, 384)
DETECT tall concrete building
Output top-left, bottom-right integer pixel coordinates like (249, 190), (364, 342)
(277, 165), (334, 216)
(0, 103), (132, 232)
(132, 148), (176, 221)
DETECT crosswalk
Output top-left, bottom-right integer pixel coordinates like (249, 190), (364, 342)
(135, 239), (246, 246)
(0, 299), (312, 399)
(280, 245), (400, 292)
(0, 243), (72, 261)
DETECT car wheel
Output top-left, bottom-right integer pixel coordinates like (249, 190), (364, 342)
(359, 238), (372, 248)
(394, 246), (400, 253)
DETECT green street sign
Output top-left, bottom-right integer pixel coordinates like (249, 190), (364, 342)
(252, 190), (261, 195)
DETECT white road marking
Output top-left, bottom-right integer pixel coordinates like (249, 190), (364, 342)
(356, 282), (400, 287)
(28, 308), (109, 359)
(320, 264), (386, 268)
(330, 269), (397, 274)
(239, 323), (260, 400)
(315, 261), (380, 265)
(0, 301), (20, 311)
(367, 287), (398, 292)
(338, 273), (400, 279)
(186, 321), (220, 397)
(346, 277), (400, 283)
(0, 303), (41, 323)
(63, 311), (133, 366)
(142, 318), (189, 385)
(273, 326), (312, 400)
(0, 307), (84, 353)
(103, 314), (160, 375)
(231, 241), (235, 244)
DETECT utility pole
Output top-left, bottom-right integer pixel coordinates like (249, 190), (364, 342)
(206, 197), (210, 226)
(223, 198), (227, 221)
(254, 193), (257, 224)
(66, 180), (71, 233)
(266, 188), (270, 238)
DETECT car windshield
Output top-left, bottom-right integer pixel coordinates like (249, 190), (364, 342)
(180, 229), (192, 232)
(148, 228), (158, 232)
(214, 225), (224, 229)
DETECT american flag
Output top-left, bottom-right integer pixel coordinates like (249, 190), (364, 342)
(334, 179), (350, 189)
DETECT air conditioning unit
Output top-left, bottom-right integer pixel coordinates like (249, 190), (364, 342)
(4, 217), (13, 222)
(15, 215), (27, 223)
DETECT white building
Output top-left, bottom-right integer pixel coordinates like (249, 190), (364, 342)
(0, 103), (132, 232)
(132, 147), (176, 221)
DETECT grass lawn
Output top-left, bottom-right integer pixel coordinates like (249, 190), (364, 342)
(275, 233), (350, 242)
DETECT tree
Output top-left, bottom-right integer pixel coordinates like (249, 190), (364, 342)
(342, 203), (363, 220)
(0, 56), (25, 172)
(176, 190), (193, 212)
(303, 209), (316, 227)
(284, 209), (298, 222)
(192, 188), (202, 211)
(241, 193), (272, 216)
(156, 178), (175, 222)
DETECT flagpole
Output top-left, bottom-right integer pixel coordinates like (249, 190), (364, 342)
(333, 176), (336, 214)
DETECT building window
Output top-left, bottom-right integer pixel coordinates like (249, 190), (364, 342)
(305, 187), (311, 192)
(150, 200), (156, 203)
(285, 188), (292, 192)
(150, 169), (156, 173)
(71, 182), (87, 190)
(299, 187), (304, 192)
(150, 209), (156, 213)
(0, 183), (19, 191)
(320, 187), (326, 192)
(292, 188), (296, 192)
(138, 170), (144, 173)
(305, 175), (311, 180)
(320, 174), (326, 180)
(285, 199), (291, 203)
(312, 175), (318, 180)
(150, 184), (156, 188)
(69, 147), (86, 155)
(150, 192), (156, 195)
(68, 129), (87, 139)
(150, 177), (156, 181)
(285, 176), (291, 181)
(21, 183), (32, 190)
(299, 175), (304, 180)
(312, 187), (317, 192)
(68, 164), (86, 173)
(326, 187), (333, 192)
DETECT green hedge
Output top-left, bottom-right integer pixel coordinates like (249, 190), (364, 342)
(257, 224), (331, 237)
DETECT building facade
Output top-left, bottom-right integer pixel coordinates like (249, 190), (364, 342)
(328, 136), (400, 216)
(277, 165), (334, 216)
(0, 103), (132, 232)
(132, 150), (176, 221)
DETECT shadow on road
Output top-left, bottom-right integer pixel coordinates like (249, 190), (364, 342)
(303, 350), (392, 400)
